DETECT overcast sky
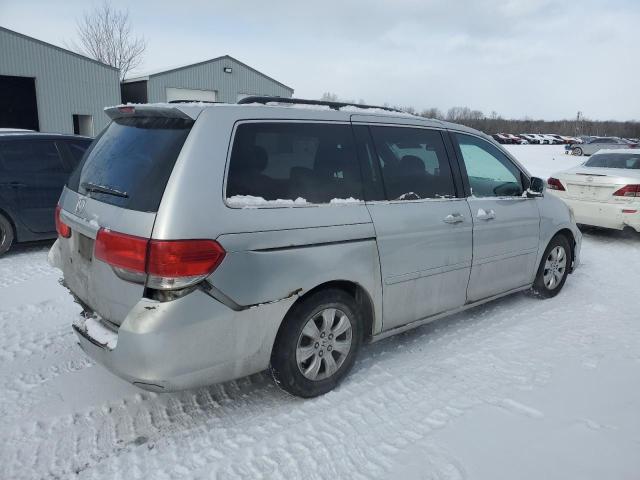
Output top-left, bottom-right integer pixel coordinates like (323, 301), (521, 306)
(2, 0), (639, 120)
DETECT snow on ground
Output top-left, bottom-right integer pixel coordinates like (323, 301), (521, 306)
(1, 145), (639, 479)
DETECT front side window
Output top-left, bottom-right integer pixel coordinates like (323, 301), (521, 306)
(455, 133), (525, 197)
(226, 122), (362, 204)
(369, 126), (456, 200)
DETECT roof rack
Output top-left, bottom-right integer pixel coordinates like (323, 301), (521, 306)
(237, 96), (406, 114)
(168, 100), (223, 104)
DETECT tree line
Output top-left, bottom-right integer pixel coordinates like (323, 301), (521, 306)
(321, 93), (640, 138)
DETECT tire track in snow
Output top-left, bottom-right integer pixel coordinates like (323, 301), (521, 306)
(0, 298), (79, 362)
(2, 232), (640, 479)
(2, 290), (618, 480)
(0, 244), (57, 289)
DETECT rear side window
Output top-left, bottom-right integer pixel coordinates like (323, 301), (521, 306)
(369, 126), (456, 200)
(67, 117), (193, 212)
(226, 122), (363, 204)
(0, 140), (65, 172)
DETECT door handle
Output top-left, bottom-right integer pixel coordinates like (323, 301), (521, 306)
(0, 182), (27, 188)
(443, 213), (465, 224)
(477, 208), (496, 220)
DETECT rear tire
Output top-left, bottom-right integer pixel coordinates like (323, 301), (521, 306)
(530, 234), (572, 298)
(572, 147), (583, 156)
(270, 289), (363, 398)
(0, 214), (14, 257)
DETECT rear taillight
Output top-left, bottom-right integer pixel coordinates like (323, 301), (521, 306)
(55, 205), (71, 238)
(94, 228), (225, 290)
(547, 177), (566, 191)
(147, 240), (225, 289)
(613, 185), (640, 197)
(95, 229), (148, 273)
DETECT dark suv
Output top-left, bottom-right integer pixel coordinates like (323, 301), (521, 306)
(0, 132), (92, 255)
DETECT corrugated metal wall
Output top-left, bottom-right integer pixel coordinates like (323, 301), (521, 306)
(0, 27), (120, 135)
(146, 56), (293, 103)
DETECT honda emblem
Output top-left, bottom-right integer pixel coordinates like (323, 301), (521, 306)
(75, 198), (87, 215)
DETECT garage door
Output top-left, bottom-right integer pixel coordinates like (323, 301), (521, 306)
(0, 75), (39, 130)
(165, 87), (217, 103)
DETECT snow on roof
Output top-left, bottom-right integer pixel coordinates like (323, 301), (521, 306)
(107, 101), (423, 119)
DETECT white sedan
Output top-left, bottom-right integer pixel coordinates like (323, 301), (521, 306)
(547, 149), (640, 232)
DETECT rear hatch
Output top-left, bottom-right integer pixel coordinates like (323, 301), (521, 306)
(561, 167), (639, 202)
(55, 106), (197, 325)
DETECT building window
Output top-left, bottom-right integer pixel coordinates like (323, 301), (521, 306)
(73, 114), (94, 136)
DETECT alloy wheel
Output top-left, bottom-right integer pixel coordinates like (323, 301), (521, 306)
(296, 307), (353, 381)
(543, 246), (567, 290)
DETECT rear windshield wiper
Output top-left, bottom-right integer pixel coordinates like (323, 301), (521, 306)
(81, 182), (129, 198)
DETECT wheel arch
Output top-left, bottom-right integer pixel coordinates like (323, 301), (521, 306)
(552, 228), (577, 272)
(0, 206), (17, 242)
(277, 280), (376, 345)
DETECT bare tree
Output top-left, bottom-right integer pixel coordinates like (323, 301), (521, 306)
(72, 2), (146, 79)
(320, 92), (340, 102)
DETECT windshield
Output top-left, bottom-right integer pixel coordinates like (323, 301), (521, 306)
(67, 116), (193, 212)
(584, 153), (640, 169)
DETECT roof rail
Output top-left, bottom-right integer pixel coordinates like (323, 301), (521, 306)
(168, 99), (223, 104)
(237, 96), (406, 114)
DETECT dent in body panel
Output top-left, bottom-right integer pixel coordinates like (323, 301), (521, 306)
(209, 230), (383, 334)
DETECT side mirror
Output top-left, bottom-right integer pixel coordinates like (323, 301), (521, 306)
(527, 177), (545, 197)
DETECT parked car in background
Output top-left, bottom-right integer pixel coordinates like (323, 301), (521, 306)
(570, 137), (637, 156)
(520, 134), (541, 144)
(491, 133), (512, 144)
(504, 133), (527, 144)
(531, 134), (553, 144)
(0, 131), (92, 255)
(49, 98), (581, 398)
(541, 134), (563, 145)
(548, 134), (580, 145)
(547, 149), (640, 233)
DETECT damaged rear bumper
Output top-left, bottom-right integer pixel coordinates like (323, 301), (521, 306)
(70, 288), (295, 392)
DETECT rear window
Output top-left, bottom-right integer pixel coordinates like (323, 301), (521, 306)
(67, 117), (193, 212)
(226, 122), (362, 204)
(584, 153), (640, 169)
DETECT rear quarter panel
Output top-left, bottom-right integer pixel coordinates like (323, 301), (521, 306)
(153, 107), (384, 334)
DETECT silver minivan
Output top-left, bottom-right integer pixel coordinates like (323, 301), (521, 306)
(50, 98), (582, 398)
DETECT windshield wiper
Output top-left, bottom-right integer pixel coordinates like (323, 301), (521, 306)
(81, 182), (129, 198)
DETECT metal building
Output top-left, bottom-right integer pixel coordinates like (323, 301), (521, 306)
(121, 55), (294, 104)
(0, 27), (121, 136)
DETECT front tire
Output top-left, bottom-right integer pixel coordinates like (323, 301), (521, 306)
(572, 147), (583, 156)
(530, 234), (572, 298)
(270, 289), (363, 398)
(0, 214), (15, 257)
